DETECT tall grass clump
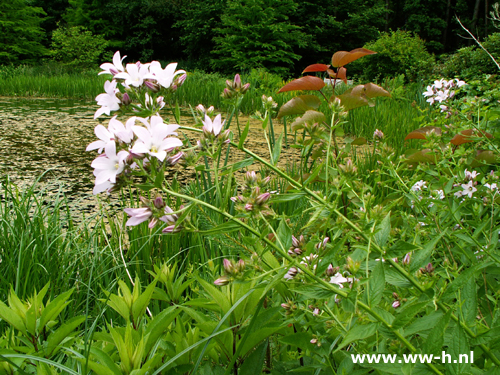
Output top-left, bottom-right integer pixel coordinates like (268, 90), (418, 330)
(0, 64), (107, 100)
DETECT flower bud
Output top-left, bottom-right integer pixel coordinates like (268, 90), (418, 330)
(167, 151), (184, 166)
(293, 248), (303, 256)
(241, 83), (250, 93)
(326, 264), (336, 277)
(425, 263), (434, 273)
(176, 73), (187, 87)
(402, 253), (411, 265)
(281, 303), (290, 310)
(140, 196), (150, 206)
(223, 259), (234, 274)
(153, 196), (165, 209)
(255, 192), (271, 205)
(237, 259), (246, 272)
(214, 276), (230, 286)
(292, 235), (300, 248)
(392, 300), (401, 309)
(284, 267), (298, 280)
(373, 129), (384, 139)
(244, 203), (253, 211)
(145, 80), (160, 92)
(148, 217), (158, 228)
(122, 92), (131, 106)
(234, 74), (241, 89)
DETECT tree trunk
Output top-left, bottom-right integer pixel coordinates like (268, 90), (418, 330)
(471, 0), (481, 37)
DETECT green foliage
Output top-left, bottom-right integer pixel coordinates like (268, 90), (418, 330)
(212, 0), (306, 76)
(440, 32), (500, 79)
(174, 0), (225, 71)
(353, 30), (435, 82)
(50, 25), (108, 68)
(0, 0), (48, 64)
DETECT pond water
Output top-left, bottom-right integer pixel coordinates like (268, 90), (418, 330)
(0, 98), (296, 215)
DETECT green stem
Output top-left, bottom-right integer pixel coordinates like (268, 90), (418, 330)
(177, 125), (500, 366)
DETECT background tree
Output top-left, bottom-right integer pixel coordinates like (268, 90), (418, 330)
(50, 25), (108, 68)
(211, 0), (307, 76)
(0, 0), (48, 64)
(174, 0), (226, 71)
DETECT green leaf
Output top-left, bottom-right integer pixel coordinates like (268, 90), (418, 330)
(197, 221), (241, 235)
(136, 183), (155, 191)
(410, 232), (445, 272)
(276, 220), (292, 253)
(279, 332), (313, 349)
(26, 303), (37, 337)
(88, 347), (122, 375)
(39, 289), (74, 333)
(441, 263), (488, 300)
(144, 307), (180, 355)
(461, 278), (477, 327)
(132, 279), (157, 322)
(422, 310), (451, 355)
(368, 260), (385, 307)
(385, 267), (412, 288)
(303, 162), (325, 186)
(471, 326), (500, 345)
(7, 287), (27, 320)
(154, 166), (165, 188)
(270, 192), (306, 203)
(238, 120), (250, 149)
(392, 301), (429, 329)
(103, 293), (130, 322)
(445, 325), (470, 375)
(45, 316), (86, 357)
(0, 300), (26, 334)
(82, 359), (116, 375)
(271, 134), (283, 166)
(197, 277), (231, 315)
(374, 213), (391, 247)
(239, 340), (268, 375)
(404, 310), (444, 338)
(337, 323), (379, 351)
(109, 326), (132, 374)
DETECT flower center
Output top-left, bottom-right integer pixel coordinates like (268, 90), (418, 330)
(151, 146), (158, 153)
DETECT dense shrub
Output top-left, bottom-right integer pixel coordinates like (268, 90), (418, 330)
(352, 30), (434, 82)
(440, 32), (500, 79)
(50, 25), (108, 69)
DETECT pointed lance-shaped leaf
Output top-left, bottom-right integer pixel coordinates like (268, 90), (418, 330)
(362, 83), (391, 98)
(450, 129), (493, 146)
(331, 48), (376, 68)
(405, 149), (440, 165)
(404, 126), (442, 141)
(352, 137), (367, 145)
(290, 110), (326, 131)
(278, 76), (325, 93)
(471, 150), (497, 167)
(333, 83), (390, 111)
(277, 95), (322, 119)
(326, 67), (347, 83)
(302, 64), (330, 73)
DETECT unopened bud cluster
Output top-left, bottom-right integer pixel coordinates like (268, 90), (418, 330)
(221, 74), (250, 99)
(230, 171), (274, 217)
(288, 235), (306, 257)
(214, 258), (248, 286)
(261, 95), (278, 111)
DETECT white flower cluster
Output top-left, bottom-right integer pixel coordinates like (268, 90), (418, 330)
(86, 115), (183, 194)
(95, 51), (186, 119)
(422, 78), (466, 109)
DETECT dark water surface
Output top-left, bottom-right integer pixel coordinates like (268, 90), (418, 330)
(0, 98), (298, 216)
(0, 98), (103, 214)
